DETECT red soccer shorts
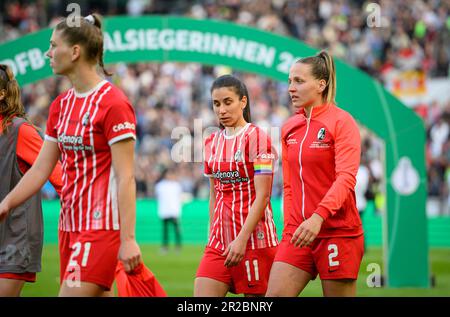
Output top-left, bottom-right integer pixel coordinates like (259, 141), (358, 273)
(59, 230), (120, 290)
(0, 272), (36, 283)
(196, 246), (277, 295)
(274, 233), (364, 280)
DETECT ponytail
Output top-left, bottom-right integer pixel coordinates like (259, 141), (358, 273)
(318, 51), (336, 105)
(297, 50), (337, 104)
(91, 14), (112, 77)
(56, 13), (112, 77)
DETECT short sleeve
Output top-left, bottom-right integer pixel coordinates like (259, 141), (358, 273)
(45, 96), (62, 143)
(248, 127), (277, 176)
(102, 96), (137, 146)
(17, 123), (44, 167)
(203, 133), (216, 177)
(204, 162), (212, 177)
(18, 122), (63, 195)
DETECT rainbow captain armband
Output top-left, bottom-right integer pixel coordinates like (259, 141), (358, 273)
(254, 157), (273, 175)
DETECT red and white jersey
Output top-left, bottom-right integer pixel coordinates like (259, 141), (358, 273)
(45, 80), (136, 232)
(204, 123), (278, 251)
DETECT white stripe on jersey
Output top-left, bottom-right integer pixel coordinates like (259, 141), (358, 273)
(262, 207), (272, 248)
(207, 133), (221, 248)
(207, 133), (218, 166)
(237, 124), (251, 244)
(56, 90), (74, 231)
(75, 92), (96, 231)
(56, 89), (74, 135)
(216, 134), (226, 250)
(208, 234), (215, 248)
(229, 134), (238, 241)
(105, 173), (111, 230)
(267, 206), (278, 246)
(61, 92), (78, 231)
(86, 86), (111, 230)
(77, 88), (102, 231)
(69, 94), (90, 232)
(208, 191), (222, 248)
(203, 133), (218, 178)
(243, 126), (257, 249)
(267, 207), (274, 247)
(109, 165), (120, 230)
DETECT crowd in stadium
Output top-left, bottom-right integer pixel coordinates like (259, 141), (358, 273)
(1, 0), (449, 215)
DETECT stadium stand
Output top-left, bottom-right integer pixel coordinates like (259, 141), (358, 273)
(1, 0), (449, 215)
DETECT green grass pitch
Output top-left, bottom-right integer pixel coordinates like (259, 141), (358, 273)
(21, 245), (450, 297)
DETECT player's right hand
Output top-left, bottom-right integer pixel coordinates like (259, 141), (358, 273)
(119, 239), (142, 273)
(222, 236), (246, 267)
(290, 213), (324, 248)
(0, 200), (11, 222)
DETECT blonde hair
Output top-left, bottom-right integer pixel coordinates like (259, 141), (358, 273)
(55, 13), (111, 76)
(297, 50), (336, 104)
(0, 64), (26, 133)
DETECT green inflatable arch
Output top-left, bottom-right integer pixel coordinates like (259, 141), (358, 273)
(0, 16), (428, 288)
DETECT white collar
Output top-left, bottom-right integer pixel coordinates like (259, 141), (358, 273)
(74, 80), (108, 98)
(223, 123), (251, 139)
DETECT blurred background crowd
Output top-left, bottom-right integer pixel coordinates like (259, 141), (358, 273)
(1, 0), (449, 216)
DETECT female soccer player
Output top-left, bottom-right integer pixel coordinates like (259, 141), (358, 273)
(0, 14), (141, 297)
(0, 64), (62, 296)
(194, 75), (278, 297)
(265, 51), (364, 297)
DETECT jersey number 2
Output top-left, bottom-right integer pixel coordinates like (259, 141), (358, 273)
(245, 259), (260, 282)
(328, 244), (340, 267)
(69, 242), (92, 268)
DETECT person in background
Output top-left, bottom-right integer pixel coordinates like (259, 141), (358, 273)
(0, 64), (62, 296)
(155, 167), (183, 253)
(355, 154), (370, 253)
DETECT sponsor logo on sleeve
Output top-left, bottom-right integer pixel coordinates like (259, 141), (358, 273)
(257, 153), (275, 160)
(112, 121), (136, 132)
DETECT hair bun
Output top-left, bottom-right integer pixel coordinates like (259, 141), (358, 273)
(84, 15), (95, 25)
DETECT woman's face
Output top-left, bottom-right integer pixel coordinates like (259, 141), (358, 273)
(288, 62), (325, 111)
(46, 30), (76, 75)
(212, 87), (247, 128)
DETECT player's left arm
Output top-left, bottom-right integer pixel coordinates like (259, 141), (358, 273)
(111, 138), (142, 273)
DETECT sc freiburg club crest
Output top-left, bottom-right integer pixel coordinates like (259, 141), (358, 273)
(234, 150), (242, 162)
(317, 128), (326, 140)
(82, 112), (90, 126)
